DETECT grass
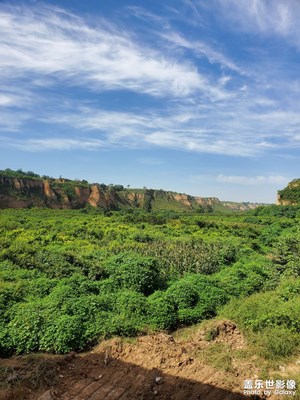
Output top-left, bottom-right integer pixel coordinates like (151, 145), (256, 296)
(172, 316), (300, 397)
(200, 342), (236, 373)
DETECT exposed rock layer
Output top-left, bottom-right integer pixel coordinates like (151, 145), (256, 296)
(0, 174), (266, 211)
(0, 176), (220, 210)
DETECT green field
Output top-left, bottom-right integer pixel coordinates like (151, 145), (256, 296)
(0, 206), (299, 358)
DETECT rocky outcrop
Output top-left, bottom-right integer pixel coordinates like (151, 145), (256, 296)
(276, 195), (293, 206)
(2, 170), (262, 211)
(277, 179), (300, 205)
(88, 185), (108, 208)
(173, 194), (193, 208)
(0, 175), (223, 211)
(195, 197), (220, 206)
(221, 201), (268, 211)
(43, 181), (57, 200)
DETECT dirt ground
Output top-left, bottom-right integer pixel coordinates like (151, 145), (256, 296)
(0, 320), (296, 400)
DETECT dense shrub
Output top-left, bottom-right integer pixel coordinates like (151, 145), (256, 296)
(147, 292), (177, 330)
(166, 280), (199, 309)
(8, 302), (46, 354)
(0, 207), (299, 355)
(41, 315), (84, 353)
(115, 290), (147, 320)
(104, 315), (140, 337)
(104, 253), (161, 295)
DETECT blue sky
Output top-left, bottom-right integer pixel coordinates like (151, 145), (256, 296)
(0, 0), (300, 202)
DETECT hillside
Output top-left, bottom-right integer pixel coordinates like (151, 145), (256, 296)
(277, 179), (300, 205)
(0, 170), (219, 212)
(0, 169), (266, 212)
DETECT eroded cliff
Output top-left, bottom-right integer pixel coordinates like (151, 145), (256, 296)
(0, 172), (220, 211)
(277, 179), (300, 205)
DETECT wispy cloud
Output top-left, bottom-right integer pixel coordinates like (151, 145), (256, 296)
(2, 97), (300, 156)
(0, 2), (299, 161)
(28, 100), (300, 156)
(0, 94), (16, 107)
(0, 111), (30, 131)
(217, 174), (290, 185)
(210, 0), (300, 46)
(0, 87), (35, 108)
(2, 137), (104, 152)
(0, 4), (209, 99)
(157, 30), (246, 76)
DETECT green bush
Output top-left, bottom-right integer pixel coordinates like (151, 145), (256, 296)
(177, 306), (206, 325)
(215, 258), (272, 297)
(115, 290), (147, 320)
(0, 281), (24, 320)
(0, 322), (13, 356)
(104, 315), (139, 337)
(147, 292), (177, 330)
(8, 302), (46, 353)
(105, 253), (161, 295)
(41, 315), (84, 353)
(34, 250), (79, 278)
(27, 277), (58, 299)
(221, 289), (300, 333)
(277, 278), (300, 300)
(166, 280), (199, 309)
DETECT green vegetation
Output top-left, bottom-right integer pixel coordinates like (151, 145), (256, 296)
(278, 179), (300, 204)
(0, 168), (41, 180)
(0, 204), (299, 359)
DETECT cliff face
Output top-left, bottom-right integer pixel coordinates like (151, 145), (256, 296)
(0, 171), (265, 211)
(0, 176), (107, 210)
(277, 179), (300, 205)
(0, 174), (221, 211)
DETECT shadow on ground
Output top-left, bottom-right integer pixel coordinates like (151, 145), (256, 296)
(0, 352), (262, 400)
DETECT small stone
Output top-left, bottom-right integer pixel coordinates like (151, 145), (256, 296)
(153, 389), (159, 395)
(155, 376), (163, 384)
(279, 365), (286, 372)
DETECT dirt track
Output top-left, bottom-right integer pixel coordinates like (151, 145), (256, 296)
(0, 322), (266, 400)
(57, 356), (249, 400)
(0, 353), (255, 400)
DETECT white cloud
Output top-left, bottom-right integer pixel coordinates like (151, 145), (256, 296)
(5, 138), (104, 152)
(219, 76), (231, 86)
(217, 174), (290, 185)
(0, 4), (210, 99)
(0, 90), (33, 108)
(212, 0), (300, 46)
(0, 3), (299, 160)
(0, 94), (15, 106)
(0, 111), (30, 131)
(158, 30), (246, 76)
(7, 96), (297, 157)
(35, 105), (261, 156)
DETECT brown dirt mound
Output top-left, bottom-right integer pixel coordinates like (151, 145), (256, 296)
(0, 323), (264, 400)
(203, 320), (247, 349)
